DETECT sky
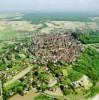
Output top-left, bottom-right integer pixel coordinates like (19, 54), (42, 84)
(0, 0), (99, 13)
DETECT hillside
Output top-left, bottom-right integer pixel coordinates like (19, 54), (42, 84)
(0, 31), (98, 100)
(0, 14), (99, 100)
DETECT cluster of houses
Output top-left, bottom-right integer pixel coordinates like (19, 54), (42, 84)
(29, 32), (82, 65)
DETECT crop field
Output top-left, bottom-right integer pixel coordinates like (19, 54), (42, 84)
(0, 15), (99, 41)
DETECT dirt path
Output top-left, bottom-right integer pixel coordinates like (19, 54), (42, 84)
(4, 65), (33, 86)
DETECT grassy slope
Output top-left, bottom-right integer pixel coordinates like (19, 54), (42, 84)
(73, 46), (99, 97)
(74, 47), (99, 83)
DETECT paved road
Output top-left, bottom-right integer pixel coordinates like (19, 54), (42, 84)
(4, 65), (33, 86)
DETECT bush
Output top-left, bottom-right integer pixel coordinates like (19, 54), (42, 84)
(68, 70), (83, 81)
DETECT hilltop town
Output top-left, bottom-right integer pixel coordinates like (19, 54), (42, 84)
(0, 13), (99, 100)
